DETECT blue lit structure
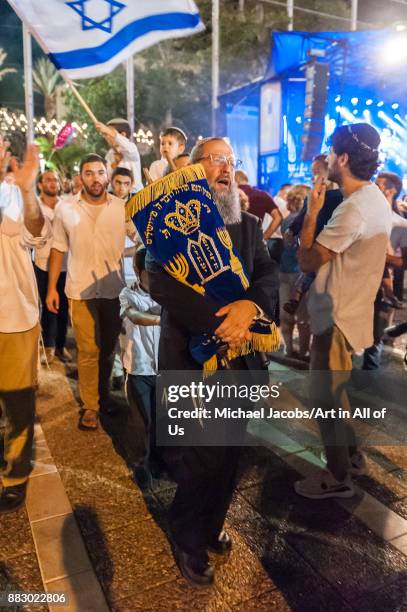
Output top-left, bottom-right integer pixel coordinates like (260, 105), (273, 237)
(219, 30), (407, 193)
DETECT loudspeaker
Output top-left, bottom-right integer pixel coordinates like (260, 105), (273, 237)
(301, 62), (330, 161)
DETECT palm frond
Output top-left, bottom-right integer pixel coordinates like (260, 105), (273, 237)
(32, 58), (61, 96)
(0, 49), (16, 82)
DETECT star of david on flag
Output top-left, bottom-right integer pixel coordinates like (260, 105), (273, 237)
(66, 0), (126, 34)
(6, 0), (204, 79)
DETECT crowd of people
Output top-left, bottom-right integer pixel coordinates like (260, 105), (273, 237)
(1, 118), (406, 586)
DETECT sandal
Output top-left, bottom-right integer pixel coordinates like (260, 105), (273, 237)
(78, 409), (98, 431)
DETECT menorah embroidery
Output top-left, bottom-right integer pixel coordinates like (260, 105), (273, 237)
(164, 253), (205, 295)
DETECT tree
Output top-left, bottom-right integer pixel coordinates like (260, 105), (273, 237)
(0, 49), (16, 82)
(33, 58), (61, 120)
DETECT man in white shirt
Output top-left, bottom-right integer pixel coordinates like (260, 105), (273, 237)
(46, 154), (138, 431)
(296, 123), (392, 500)
(34, 170), (70, 364)
(96, 118), (143, 192)
(0, 139), (51, 513)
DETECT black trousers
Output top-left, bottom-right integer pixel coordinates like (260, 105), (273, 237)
(393, 268), (405, 301)
(34, 264), (68, 350)
(126, 374), (157, 467)
(169, 409), (247, 561)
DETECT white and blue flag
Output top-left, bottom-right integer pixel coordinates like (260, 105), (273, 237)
(7, 0), (204, 79)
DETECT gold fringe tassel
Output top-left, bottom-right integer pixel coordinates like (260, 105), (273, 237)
(203, 322), (281, 377)
(125, 163), (207, 221)
(203, 354), (219, 379)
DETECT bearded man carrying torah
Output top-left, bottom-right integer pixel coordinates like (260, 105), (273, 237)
(126, 137), (279, 586)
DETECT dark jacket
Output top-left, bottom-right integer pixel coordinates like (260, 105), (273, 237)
(289, 188), (343, 237)
(146, 211), (279, 370)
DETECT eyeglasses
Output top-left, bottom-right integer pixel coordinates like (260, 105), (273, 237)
(197, 154), (242, 169)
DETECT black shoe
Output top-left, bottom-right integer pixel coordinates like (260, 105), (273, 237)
(208, 530), (232, 555)
(132, 465), (153, 491)
(0, 482), (27, 513)
(173, 545), (214, 586)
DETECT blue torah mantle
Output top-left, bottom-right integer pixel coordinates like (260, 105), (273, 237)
(126, 164), (279, 373)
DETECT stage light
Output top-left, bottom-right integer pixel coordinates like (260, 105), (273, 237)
(335, 95), (341, 102)
(337, 106), (357, 123)
(366, 99), (373, 106)
(383, 35), (407, 64)
(395, 23), (406, 32)
(335, 105), (341, 112)
(392, 103), (400, 110)
(353, 109), (358, 115)
(295, 116), (302, 124)
(377, 101), (384, 107)
(363, 109), (371, 119)
(351, 97), (358, 105)
(377, 110), (407, 138)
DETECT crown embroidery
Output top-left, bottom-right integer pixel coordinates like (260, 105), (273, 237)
(165, 199), (200, 235)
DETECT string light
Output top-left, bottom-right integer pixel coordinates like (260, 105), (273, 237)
(0, 109), (88, 139)
(133, 128), (154, 146)
(1, 109), (155, 148)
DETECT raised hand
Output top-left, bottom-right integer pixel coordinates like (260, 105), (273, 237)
(308, 174), (326, 216)
(95, 122), (117, 146)
(10, 144), (39, 192)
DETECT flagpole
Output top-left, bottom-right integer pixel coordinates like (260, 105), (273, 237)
(287, 0), (294, 31)
(211, 0), (220, 135)
(22, 23), (34, 144)
(126, 56), (135, 141)
(351, 0), (358, 30)
(66, 79), (98, 124)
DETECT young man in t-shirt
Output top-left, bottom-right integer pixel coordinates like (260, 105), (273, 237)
(296, 123), (392, 499)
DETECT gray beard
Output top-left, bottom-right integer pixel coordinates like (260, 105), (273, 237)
(210, 183), (242, 225)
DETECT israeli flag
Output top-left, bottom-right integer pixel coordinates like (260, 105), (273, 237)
(7, 0), (204, 79)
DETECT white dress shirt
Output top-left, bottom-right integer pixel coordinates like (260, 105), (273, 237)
(34, 199), (67, 272)
(52, 192), (138, 301)
(0, 182), (52, 333)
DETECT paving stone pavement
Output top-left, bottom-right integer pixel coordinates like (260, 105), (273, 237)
(1, 345), (406, 611)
